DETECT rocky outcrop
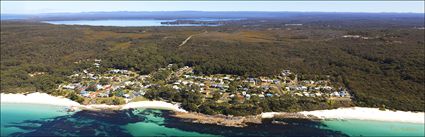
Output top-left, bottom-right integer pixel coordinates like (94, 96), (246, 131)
(170, 112), (262, 127)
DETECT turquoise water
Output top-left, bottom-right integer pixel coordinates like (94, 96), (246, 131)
(44, 19), (223, 27)
(322, 119), (425, 136)
(1, 103), (423, 136)
(124, 109), (215, 136)
(0, 103), (71, 136)
(0, 103), (215, 136)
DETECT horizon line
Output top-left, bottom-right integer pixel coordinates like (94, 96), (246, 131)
(2, 10), (425, 15)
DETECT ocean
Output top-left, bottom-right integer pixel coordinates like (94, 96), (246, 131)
(1, 103), (423, 137)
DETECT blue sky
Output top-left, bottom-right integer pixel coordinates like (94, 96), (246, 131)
(1, 1), (424, 14)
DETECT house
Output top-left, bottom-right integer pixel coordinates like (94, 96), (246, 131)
(285, 87), (291, 91)
(93, 63), (100, 67)
(303, 92), (310, 97)
(339, 90), (348, 97)
(331, 91), (340, 97)
(98, 93), (109, 98)
(223, 76), (230, 80)
(80, 90), (90, 97)
(266, 93), (273, 97)
(124, 81), (134, 86)
(323, 86), (333, 90)
(248, 78), (256, 85)
(245, 94), (251, 99)
(260, 77), (273, 83)
(295, 93), (303, 96)
(96, 84), (103, 90)
(172, 85), (180, 90)
(315, 92), (322, 97)
(123, 94), (130, 99)
(63, 84), (76, 90)
(281, 70), (291, 76)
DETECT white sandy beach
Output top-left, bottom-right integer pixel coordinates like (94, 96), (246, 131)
(1, 92), (186, 112)
(262, 107), (424, 124)
(1, 92), (81, 107)
(299, 107), (425, 124)
(2, 93), (423, 123)
(122, 101), (187, 112)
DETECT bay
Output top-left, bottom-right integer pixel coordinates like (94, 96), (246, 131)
(43, 19), (229, 27)
(1, 103), (422, 137)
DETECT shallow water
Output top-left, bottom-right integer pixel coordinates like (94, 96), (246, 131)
(1, 103), (422, 136)
(321, 119), (425, 136)
(1, 103), (72, 136)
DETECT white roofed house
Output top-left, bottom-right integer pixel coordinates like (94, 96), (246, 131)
(124, 81), (134, 86)
(323, 86), (333, 90)
(172, 85), (181, 90)
(281, 70), (291, 76)
(300, 86), (308, 91)
(98, 93), (109, 98)
(63, 84), (76, 90)
(123, 94), (131, 99)
(93, 63), (100, 68)
(315, 92), (322, 97)
(245, 94), (251, 99)
(96, 84), (104, 90)
(285, 87), (291, 91)
(331, 91), (340, 97)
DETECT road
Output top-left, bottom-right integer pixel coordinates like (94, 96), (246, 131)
(178, 31), (208, 47)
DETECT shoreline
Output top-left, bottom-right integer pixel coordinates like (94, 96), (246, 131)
(0, 92), (186, 112)
(300, 107), (425, 124)
(1, 92), (423, 124)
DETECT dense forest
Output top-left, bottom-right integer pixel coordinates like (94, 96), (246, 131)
(1, 13), (424, 112)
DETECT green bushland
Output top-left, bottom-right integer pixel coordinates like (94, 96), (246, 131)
(1, 20), (423, 112)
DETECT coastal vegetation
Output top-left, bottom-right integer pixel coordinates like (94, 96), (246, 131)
(1, 13), (424, 113)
